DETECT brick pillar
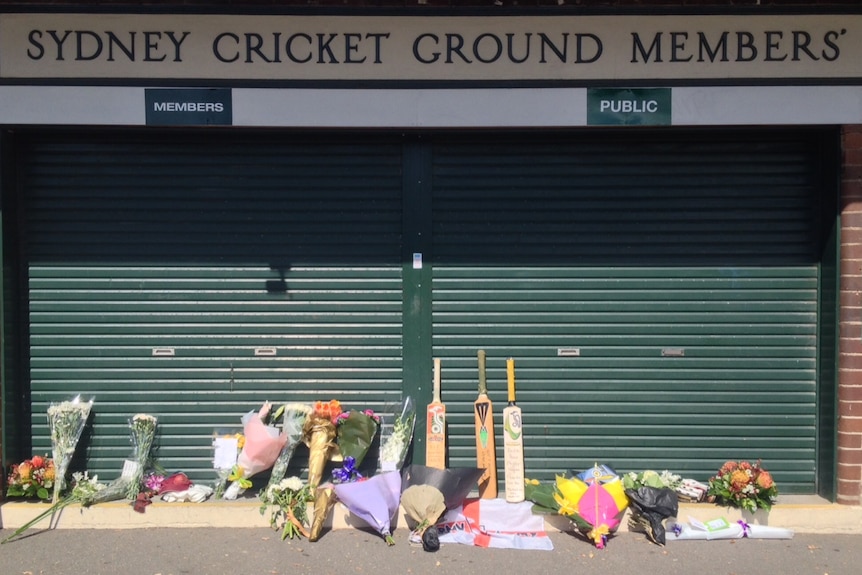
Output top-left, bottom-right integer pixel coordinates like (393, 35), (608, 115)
(839, 125), (862, 505)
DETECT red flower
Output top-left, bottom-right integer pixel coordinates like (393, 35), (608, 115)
(30, 455), (45, 469)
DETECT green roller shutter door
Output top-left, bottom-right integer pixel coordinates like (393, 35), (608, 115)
(431, 131), (822, 492)
(22, 133), (403, 481)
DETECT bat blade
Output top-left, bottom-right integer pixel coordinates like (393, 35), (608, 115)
(503, 357), (525, 503)
(474, 349), (498, 499)
(426, 357), (447, 469)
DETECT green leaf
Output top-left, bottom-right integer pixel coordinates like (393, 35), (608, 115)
(37, 487), (50, 500)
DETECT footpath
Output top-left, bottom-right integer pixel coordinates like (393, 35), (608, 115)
(1, 493), (860, 533)
(1, 494), (861, 575)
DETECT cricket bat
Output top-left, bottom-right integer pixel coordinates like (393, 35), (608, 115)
(474, 350), (498, 499)
(503, 358), (525, 503)
(426, 357), (446, 469)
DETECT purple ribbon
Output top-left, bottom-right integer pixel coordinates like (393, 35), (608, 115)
(737, 519), (751, 537)
(332, 456), (363, 484)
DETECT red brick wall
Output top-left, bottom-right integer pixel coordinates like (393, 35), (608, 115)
(839, 126), (862, 505)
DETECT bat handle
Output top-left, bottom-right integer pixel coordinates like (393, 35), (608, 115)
(433, 358), (442, 403)
(477, 350), (487, 395)
(507, 358), (516, 403)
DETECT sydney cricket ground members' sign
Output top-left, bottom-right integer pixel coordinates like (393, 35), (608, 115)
(0, 13), (859, 83)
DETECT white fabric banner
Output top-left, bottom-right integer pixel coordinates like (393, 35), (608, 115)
(435, 498), (554, 551)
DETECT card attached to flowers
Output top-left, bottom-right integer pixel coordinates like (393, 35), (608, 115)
(213, 434), (241, 470)
(690, 516), (731, 533)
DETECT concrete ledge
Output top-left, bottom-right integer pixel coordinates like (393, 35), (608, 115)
(1, 495), (859, 534)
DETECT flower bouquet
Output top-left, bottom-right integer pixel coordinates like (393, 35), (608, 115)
(304, 400), (341, 541)
(5, 455), (55, 501)
(223, 402), (288, 500)
(334, 409), (380, 469)
(707, 460), (778, 513)
(47, 395), (94, 503)
(1, 471), (105, 544)
(333, 470), (403, 545)
(262, 403), (313, 497)
(259, 476), (314, 540)
(401, 484), (446, 551)
(622, 469), (681, 546)
(213, 431), (244, 498)
(124, 414), (158, 500)
(554, 465), (630, 549)
(378, 396), (416, 472)
(400, 465), (485, 551)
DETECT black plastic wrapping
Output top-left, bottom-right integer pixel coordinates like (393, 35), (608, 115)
(625, 486), (679, 546)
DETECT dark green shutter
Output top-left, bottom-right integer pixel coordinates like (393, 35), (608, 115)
(431, 132), (821, 492)
(16, 129), (830, 493)
(23, 133), (403, 480)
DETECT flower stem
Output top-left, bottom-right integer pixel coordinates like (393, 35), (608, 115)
(0, 496), (75, 544)
(287, 506), (310, 539)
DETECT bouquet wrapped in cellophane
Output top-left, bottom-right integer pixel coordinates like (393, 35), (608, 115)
(223, 402), (288, 500)
(378, 396), (416, 473)
(47, 395), (94, 503)
(124, 414), (158, 500)
(262, 403), (313, 497)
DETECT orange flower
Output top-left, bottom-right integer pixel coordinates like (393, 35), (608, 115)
(719, 461), (738, 475)
(730, 469), (750, 491)
(43, 465), (55, 482)
(313, 399), (343, 424)
(17, 462), (32, 481)
(756, 470), (774, 489)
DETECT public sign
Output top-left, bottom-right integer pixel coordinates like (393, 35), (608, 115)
(587, 88), (671, 125)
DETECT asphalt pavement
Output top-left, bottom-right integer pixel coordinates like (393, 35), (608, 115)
(0, 526), (860, 575)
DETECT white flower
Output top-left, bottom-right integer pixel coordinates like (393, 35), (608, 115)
(277, 476), (304, 492)
(132, 414), (157, 424)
